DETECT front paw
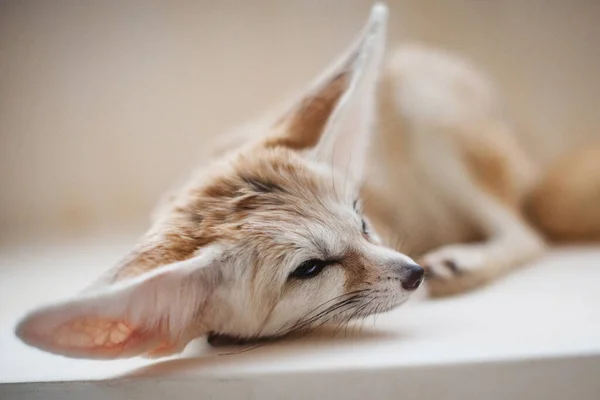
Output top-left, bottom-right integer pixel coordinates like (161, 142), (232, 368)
(420, 244), (491, 297)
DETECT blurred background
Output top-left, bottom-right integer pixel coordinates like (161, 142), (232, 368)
(1, 0), (599, 243)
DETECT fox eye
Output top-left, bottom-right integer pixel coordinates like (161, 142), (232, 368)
(361, 218), (368, 234)
(290, 259), (330, 279)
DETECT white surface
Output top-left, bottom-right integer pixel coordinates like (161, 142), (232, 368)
(1, 237), (599, 399)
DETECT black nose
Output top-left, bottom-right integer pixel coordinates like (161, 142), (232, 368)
(401, 263), (424, 291)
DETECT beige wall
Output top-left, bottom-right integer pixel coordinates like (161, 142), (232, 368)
(1, 0), (599, 240)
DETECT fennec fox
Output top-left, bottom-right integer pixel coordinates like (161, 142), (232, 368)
(16, 4), (600, 359)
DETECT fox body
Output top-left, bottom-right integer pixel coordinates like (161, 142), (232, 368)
(16, 4), (600, 359)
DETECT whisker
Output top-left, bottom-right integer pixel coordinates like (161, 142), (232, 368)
(281, 290), (369, 333)
(344, 302), (371, 338)
(373, 302), (383, 327)
(332, 299), (370, 338)
(285, 298), (361, 336)
(361, 297), (382, 333)
(228, 298), (364, 355)
(220, 291), (370, 356)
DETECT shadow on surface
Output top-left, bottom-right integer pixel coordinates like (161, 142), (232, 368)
(122, 323), (408, 378)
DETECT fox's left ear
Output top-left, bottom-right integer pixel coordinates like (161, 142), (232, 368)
(267, 3), (388, 184)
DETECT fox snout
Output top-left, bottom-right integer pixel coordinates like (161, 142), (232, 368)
(381, 260), (424, 291)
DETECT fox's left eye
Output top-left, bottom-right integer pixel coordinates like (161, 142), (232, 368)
(290, 259), (330, 279)
(361, 218), (368, 235)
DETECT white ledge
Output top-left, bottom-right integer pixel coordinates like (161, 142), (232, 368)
(1, 237), (599, 399)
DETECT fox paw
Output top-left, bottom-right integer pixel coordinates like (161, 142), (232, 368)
(420, 244), (492, 297)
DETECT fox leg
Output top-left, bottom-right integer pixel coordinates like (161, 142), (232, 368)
(409, 126), (545, 296)
(420, 179), (546, 297)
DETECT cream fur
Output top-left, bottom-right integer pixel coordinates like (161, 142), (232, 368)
(16, 4), (423, 359)
(14, 3), (599, 359)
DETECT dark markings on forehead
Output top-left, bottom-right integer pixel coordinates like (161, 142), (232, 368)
(202, 176), (241, 199)
(241, 175), (287, 194)
(191, 212), (204, 225)
(310, 236), (333, 259)
(235, 193), (285, 212)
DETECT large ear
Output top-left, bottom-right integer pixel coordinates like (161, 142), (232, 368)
(267, 3), (388, 183)
(15, 246), (223, 359)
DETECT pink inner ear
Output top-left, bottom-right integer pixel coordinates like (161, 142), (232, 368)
(46, 317), (154, 354)
(54, 318), (130, 347)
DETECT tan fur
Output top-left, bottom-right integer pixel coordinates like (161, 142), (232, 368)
(526, 144), (600, 241)
(16, 6), (429, 359)
(364, 45), (546, 296)
(455, 122), (528, 207)
(362, 44), (596, 297)
(15, 4), (599, 359)
(266, 72), (349, 150)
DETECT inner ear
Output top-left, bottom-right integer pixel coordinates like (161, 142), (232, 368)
(15, 246), (224, 359)
(17, 310), (161, 359)
(268, 71), (350, 151)
(263, 4), (388, 184)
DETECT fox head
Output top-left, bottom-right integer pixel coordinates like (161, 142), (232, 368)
(15, 4), (424, 359)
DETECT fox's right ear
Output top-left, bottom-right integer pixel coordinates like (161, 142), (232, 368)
(15, 246), (224, 359)
(266, 3), (388, 185)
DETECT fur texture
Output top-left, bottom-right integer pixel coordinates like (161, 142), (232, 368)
(15, 3), (599, 359)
